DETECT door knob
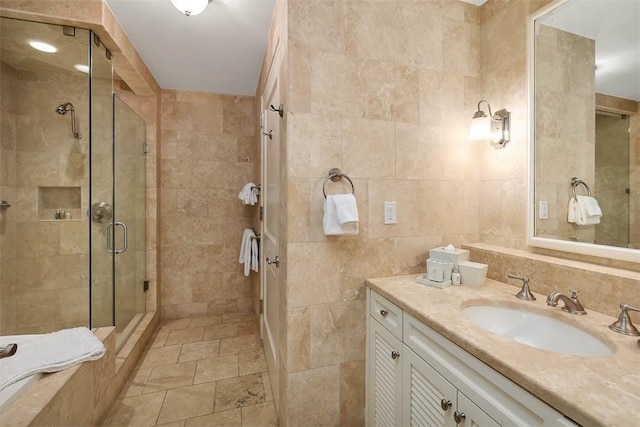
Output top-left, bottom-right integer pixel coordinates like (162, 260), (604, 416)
(454, 411), (466, 423)
(266, 256), (280, 267)
(379, 309), (388, 317)
(391, 351), (400, 360)
(440, 399), (452, 411)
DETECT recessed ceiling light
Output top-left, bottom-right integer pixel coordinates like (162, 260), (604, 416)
(29, 41), (57, 53)
(74, 64), (90, 73)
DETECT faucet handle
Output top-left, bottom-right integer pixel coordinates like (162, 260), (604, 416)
(609, 303), (640, 336)
(508, 273), (536, 301)
(569, 289), (580, 300)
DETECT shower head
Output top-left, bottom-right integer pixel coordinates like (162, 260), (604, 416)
(55, 102), (74, 115)
(55, 102), (82, 139)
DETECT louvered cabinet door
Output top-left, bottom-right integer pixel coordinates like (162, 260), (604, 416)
(456, 392), (500, 427)
(402, 346), (457, 427)
(368, 318), (403, 427)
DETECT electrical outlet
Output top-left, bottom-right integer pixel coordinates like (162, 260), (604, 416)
(539, 200), (549, 220)
(384, 201), (397, 224)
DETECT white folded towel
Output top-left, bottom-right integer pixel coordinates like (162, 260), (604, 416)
(238, 183), (259, 206)
(568, 195), (602, 225)
(239, 228), (256, 276)
(0, 327), (106, 391)
(251, 236), (259, 273)
(323, 194), (359, 236)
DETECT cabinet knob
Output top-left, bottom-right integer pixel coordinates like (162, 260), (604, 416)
(379, 309), (388, 317)
(440, 399), (452, 411)
(454, 411), (466, 423)
(391, 351), (400, 360)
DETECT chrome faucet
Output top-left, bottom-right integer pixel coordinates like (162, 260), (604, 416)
(546, 289), (586, 315)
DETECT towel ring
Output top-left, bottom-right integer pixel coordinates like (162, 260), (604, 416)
(323, 168), (355, 198)
(571, 177), (591, 201)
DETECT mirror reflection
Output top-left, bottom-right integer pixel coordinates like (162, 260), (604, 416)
(533, 0), (639, 250)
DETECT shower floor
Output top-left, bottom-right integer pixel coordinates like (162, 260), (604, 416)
(102, 313), (277, 426)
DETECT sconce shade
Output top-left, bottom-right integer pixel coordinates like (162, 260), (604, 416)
(171, 0), (212, 16)
(468, 100), (510, 148)
(468, 114), (491, 140)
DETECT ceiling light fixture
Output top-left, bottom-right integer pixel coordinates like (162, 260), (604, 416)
(468, 100), (511, 148)
(171, 0), (212, 16)
(74, 64), (90, 74)
(29, 41), (57, 53)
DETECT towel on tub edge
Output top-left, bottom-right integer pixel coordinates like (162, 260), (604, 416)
(0, 327), (106, 391)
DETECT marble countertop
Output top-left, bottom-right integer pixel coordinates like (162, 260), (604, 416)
(366, 275), (640, 427)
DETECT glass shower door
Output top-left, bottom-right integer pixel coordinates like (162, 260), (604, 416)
(113, 95), (146, 347)
(90, 34), (114, 329)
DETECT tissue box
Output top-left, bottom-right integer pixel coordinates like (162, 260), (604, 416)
(429, 246), (470, 269)
(458, 261), (488, 287)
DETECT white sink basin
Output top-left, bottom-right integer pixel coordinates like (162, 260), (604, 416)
(463, 305), (612, 357)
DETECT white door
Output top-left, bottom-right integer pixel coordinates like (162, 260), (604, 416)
(260, 44), (281, 414)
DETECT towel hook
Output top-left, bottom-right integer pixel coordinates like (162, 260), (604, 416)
(269, 104), (284, 118)
(322, 168), (355, 198)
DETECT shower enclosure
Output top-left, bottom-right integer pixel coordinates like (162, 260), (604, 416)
(0, 17), (146, 347)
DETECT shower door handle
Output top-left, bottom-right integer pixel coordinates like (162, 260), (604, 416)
(114, 221), (128, 254)
(106, 222), (128, 253)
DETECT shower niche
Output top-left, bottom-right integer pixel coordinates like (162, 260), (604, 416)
(37, 186), (81, 221)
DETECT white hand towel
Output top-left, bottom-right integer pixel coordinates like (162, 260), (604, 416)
(576, 195), (602, 217)
(0, 327), (106, 391)
(239, 228), (256, 276)
(323, 195), (359, 236)
(251, 237), (259, 273)
(568, 196), (602, 225)
(332, 193), (359, 224)
(238, 183), (258, 205)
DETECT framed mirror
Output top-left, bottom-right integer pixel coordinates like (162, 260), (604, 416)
(526, 0), (639, 263)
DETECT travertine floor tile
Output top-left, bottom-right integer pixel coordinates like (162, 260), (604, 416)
(222, 312), (254, 323)
(214, 374), (265, 412)
(144, 361), (197, 394)
(219, 335), (262, 355)
(119, 368), (152, 398)
(238, 351), (267, 376)
(194, 354), (238, 384)
(165, 327), (204, 346)
(103, 391), (165, 427)
(150, 329), (170, 348)
(156, 420), (185, 427)
(203, 323), (237, 340)
(178, 340), (221, 363)
(237, 320), (258, 336)
(184, 408), (242, 427)
(189, 314), (223, 328)
(156, 382), (217, 425)
(161, 318), (192, 331)
(139, 345), (182, 370)
(241, 401), (278, 427)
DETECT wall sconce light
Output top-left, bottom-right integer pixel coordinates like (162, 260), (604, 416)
(171, 0), (212, 16)
(468, 100), (510, 148)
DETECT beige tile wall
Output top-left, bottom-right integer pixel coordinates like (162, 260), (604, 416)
(534, 25), (596, 243)
(282, 0), (484, 424)
(159, 90), (257, 320)
(0, 61), (92, 334)
(595, 113), (631, 247)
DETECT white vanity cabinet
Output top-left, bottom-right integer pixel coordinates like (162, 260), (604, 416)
(366, 288), (576, 427)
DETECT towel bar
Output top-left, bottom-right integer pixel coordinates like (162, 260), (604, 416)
(322, 168), (355, 198)
(570, 177), (591, 201)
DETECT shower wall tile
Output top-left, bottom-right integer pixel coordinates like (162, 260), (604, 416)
(160, 90), (256, 319)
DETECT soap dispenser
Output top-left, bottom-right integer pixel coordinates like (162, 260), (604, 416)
(451, 267), (461, 286)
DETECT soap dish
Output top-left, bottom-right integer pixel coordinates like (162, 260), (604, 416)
(416, 275), (451, 289)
